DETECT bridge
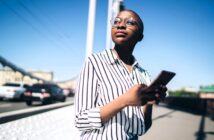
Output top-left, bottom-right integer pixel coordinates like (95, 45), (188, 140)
(0, 55), (49, 84)
(0, 0), (213, 139)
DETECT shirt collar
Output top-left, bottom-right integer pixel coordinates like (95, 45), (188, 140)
(105, 49), (139, 67)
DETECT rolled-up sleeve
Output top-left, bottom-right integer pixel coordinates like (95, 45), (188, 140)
(75, 57), (102, 131)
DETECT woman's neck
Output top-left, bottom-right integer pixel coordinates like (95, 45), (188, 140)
(113, 45), (134, 65)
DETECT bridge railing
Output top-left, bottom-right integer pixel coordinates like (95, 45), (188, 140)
(163, 96), (214, 119)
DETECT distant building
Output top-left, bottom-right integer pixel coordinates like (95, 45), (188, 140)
(171, 87), (199, 94)
(0, 68), (53, 85)
(28, 70), (53, 81)
(0, 56), (52, 85)
(56, 78), (77, 90)
(199, 85), (214, 99)
(182, 87), (199, 93)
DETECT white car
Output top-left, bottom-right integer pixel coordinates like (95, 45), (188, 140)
(0, 82), (29, 100)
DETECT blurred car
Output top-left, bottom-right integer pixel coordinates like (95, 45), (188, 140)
(0, 82), (29, 100)
(62, 88), (75, 97)
(23, 83), (66, 106)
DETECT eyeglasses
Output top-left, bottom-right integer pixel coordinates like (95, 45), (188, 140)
(111, 17), (139, 28)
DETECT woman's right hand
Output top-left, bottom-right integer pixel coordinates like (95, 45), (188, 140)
(123, 84), (167, 106)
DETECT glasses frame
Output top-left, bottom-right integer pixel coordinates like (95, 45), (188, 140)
(110, 17), (140, 29)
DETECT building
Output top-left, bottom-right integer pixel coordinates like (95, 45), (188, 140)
(0, 67), (53, 85)
(199, 85), (214, 119)
(0, 55), (50, 85)
(0, 55), (77, 90)
(56, 77), (77, 90)
(199, 85), (214, 99)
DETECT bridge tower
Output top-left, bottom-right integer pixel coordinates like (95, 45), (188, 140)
(85, 0), (124, 58)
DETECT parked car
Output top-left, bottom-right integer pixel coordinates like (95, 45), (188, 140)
(23, 83), (66, 106)
(62, 88), (75, 97)
(0, 82), (29, 100)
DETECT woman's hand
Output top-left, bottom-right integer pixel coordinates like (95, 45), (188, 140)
(143, 84), (167, 104)
(99, 84), (167, 123)
(123, 84), (167, 106)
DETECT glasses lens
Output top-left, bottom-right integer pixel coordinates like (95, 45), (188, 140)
(126, 19), (136, 26)
(111, 17), (139, 28)
(111, 18), (121, 26)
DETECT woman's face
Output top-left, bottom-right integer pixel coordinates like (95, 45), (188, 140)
(111, 11), (142, 47)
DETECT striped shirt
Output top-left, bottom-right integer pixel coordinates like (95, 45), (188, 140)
(75, 49), (151, 140)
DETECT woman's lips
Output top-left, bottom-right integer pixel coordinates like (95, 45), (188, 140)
(115, 31), (127, 37)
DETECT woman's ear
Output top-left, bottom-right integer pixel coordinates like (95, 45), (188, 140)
(138, 34), (144, 41)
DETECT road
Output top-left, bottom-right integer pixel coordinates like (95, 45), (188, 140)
(0, 97), (74, 113)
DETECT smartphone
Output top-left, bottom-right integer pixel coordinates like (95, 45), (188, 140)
(145, 70), (175, 101)
(149, 70), (176, 88)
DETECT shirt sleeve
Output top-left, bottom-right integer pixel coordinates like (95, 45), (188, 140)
(75, 56), (102, 131)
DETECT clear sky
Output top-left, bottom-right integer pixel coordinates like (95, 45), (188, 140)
(0, 0), (213, 90)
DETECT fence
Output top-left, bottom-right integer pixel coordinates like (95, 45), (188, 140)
(163, 97), (214, 119)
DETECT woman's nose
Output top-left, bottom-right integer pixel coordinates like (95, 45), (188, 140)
(118, 21), (126, 27)
(116, 21), (126, 29)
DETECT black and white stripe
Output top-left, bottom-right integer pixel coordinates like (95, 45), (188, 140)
(75, 49), (150, 140)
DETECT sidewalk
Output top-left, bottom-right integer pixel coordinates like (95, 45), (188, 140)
(0, 105), (80, 140)
(140, 105), (214, 140)
(0, 105), (213, 140)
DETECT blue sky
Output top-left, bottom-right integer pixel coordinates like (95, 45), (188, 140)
(0, 0), (213, 90)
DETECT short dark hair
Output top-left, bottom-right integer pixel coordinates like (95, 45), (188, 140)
(120, 9), (144, 35)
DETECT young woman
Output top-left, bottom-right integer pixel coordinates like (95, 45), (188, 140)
(75, 10), (167, 140)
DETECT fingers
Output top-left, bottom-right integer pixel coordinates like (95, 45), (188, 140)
(139, 84), (168, 106)
(155, 85), (167, 95)
(148, 85), (168, 104)
(159, 85), (167, 93)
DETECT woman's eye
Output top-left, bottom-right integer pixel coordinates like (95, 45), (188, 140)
(114, 21), (119, 24)
(113, 19), (120, 25)
(126, 20), (135, 26)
